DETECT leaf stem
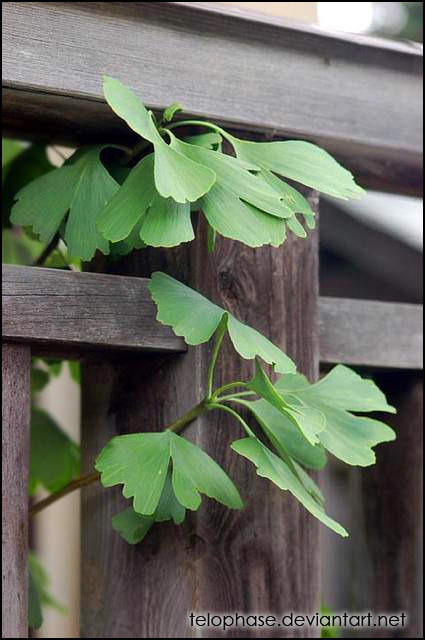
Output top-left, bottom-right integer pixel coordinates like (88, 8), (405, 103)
(206, 318), (227, 398)
(166, 119), (222, 134)
(29, 378), (251, 516)
(29, 472), (100, 517)
(32, 232), (61, 267)
(210, 381), (248, 402)
(164, 400), (207, 433)
(216, 391), (256, 402)
(207, 402), (255, 438)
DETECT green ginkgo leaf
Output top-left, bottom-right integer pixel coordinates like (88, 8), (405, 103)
(97, 153), (156, 242)
(275, 366), (396, 466)
(246, 360), (326, 445)
(148, 272), (296, 374)
(3, 143), (54, 230)
(224, 133), (365, 200)
(96, 429), (242, 515)
(112, 508), (154, 545)
(29, 407), (80, 496)
(231, 396), (327, 470)
(184, 132), (222, 150)
(231, 436), (347, 536)
(11, 145), (119, 260)
(140, 193), (194, 247)
(103, 76), (215, 203)
(112, 469), (186, 544)
(28, 551), (65, 629)
(169, 133), (292, 218)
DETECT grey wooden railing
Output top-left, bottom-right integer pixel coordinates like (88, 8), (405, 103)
(2, 2), (423, 638)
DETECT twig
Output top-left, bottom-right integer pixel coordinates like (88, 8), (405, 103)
(32, 232), (61, 267)
(29, 472), (100, 517)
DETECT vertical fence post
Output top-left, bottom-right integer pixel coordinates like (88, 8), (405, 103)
(81, 193), (320, 638)
(352, 371), (423, 638)
(2, 343), (31, 638)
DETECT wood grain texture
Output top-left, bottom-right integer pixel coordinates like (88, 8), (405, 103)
(2, 265), (185, 357)
(81, 192), (320, 638)
(2, 2), (422, 193)
(319, 298), (423, 370)
(2, 344), (31, 638)
(350, 372), (423, 638)
(3, 265), (422, 369)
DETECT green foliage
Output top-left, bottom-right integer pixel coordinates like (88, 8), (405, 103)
(28, 551), (65, 630)
(103, 76), (215, 203)
(3, 144), (54, 229)
(112, 470), (186, 544)
(7, 78), (364, 258)
(231, 437), (347, 536)
(11, 145), (119, 260)
(96, 429), (242, 515)
(148, 271), (295, 374)
(274, 367), (396, 466)
(29, 407), (80, 495)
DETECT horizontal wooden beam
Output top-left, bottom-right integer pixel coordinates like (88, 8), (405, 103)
(2, 266), (423, 369)
(319, 297), (423, 370)
(2, 2), (423, 194)
(2, 265), (186, 357)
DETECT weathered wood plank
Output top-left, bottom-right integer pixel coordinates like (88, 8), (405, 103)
(3, 265), (423, 369)
(2, 344), (31, 638)
(2, 2), (423, 193)
(81, 192), (320, 638)
(351, 372), (423, 638)
(2, 265), (185, 357)
(319, 297), (423, 370)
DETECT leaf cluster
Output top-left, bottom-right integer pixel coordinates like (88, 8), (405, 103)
(9, 77), (364, 260)
(96, 274), (396, 543)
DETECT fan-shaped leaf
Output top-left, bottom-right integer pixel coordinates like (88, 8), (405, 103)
(246, 360), (325, 445)
(96, 429), (242, 516)
(112, 470), (186, 544)
(231, 437), (347, 536)
(11, 145), (118, 260)
(97, 153), (156, 242)
(140, 193), (194, 247)
(148, 272), (296, 374)
(103, 76), (215, 203)
(275, 366), (396, 466)
(225, 134), (365, 200)
(232, 397), (327, 470)
(29, 407), (80, 496)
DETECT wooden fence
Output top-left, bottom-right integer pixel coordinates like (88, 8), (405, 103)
(2, 2), (423, 638)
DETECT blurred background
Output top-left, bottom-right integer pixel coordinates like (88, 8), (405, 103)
(3, 2), (422, 638)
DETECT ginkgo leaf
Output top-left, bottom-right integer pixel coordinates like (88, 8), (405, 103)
(231, 437), (347, 536)
(200, 184), (287, 247)
(169, 133), (292, 219)
(148, 272), (296, 374)
(224, 133), (365, 200)
(275, 366), (396, 466)
(97, 154), (156, 242)
(184, 132), (222, 150)
(140, 193), (194, 247)
(11, 145), (119, 260)
(28, 551), (64, 630)
(246, 360), (325, 445)
(29, 407), (80, 496)
(112, 508), (154, 545)
(95, 429), (242, 516)
(112, 470), (186, 544)
(232, 396), (327, 470)
(3, 144), (54, 230)
(103, 76), (215, 203)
